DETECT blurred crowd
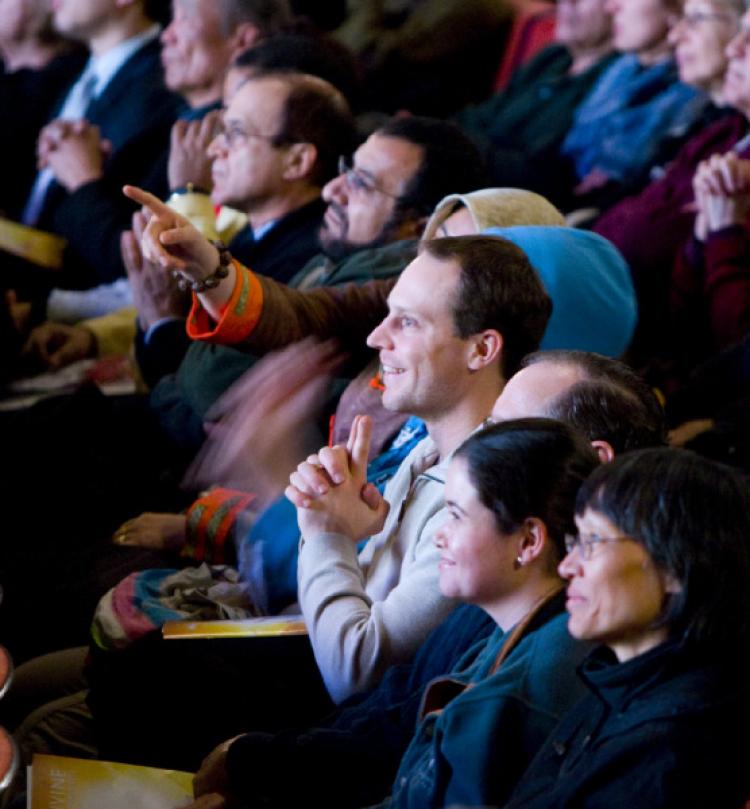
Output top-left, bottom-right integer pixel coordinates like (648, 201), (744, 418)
(0, 0), (748, 807)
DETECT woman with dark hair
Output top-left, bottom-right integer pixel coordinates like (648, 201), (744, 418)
(506, 447), (750, 808)
(365, 418), (600, 809)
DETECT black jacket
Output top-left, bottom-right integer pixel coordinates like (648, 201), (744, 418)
(506, 640), (750, 808)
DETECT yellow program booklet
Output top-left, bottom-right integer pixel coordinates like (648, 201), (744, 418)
(0, 217), (66, 270)
(163, 614), (307, 640)
(28, 754), (193, 808)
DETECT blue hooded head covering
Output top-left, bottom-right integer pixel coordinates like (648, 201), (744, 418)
(483, 226), (637, 358)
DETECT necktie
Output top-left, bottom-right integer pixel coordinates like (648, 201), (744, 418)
(21, 68), (99, 226)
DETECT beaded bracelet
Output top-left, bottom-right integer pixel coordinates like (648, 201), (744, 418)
(172, 240), (232, 293)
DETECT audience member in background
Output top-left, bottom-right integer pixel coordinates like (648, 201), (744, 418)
(593, 0), (743, 363)
(227, 26), (363, 113)
(668, 151), (750, 383)
(14, 0), (290, 339)
(333, 0), (512, 116)
(132, 71), (351, 393)
(421, 189), (565, 238)
(6, 0), (181, 298)
(505, 448), (750, 808)
(163, 0), (289, 120)
(452, 0), (615, 203)
(181, 350), (666, 809)
(560, 0), (709, 210)
(153, 0), (292, 224)
(0, 0), (86, 220)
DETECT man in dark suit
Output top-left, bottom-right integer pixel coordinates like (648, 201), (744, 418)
(15, 0), (181, 291)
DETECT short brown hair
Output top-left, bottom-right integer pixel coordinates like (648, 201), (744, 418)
(424, 235), (552, 379)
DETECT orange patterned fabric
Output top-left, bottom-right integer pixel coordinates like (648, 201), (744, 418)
(183, 487), (256, 564)
(187, 259), (264, 344)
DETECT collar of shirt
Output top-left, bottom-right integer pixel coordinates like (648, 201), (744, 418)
(252, 219), (277, 242)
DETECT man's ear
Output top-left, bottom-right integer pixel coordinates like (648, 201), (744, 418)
(282, 142), (318, 182)
(229, 22), (262, 58)
(467, 330), (503, 372)
(590, 439), (615, 464)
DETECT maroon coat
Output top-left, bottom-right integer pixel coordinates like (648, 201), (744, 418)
(671, 226), (750, 362)
(593, 111), (749, 358)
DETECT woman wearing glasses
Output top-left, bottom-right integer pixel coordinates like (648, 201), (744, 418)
(592, 0), (744, 366)
(506, 447), (750, 808)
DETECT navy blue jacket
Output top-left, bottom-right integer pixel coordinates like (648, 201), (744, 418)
(506, 640), (750, 808)
(386, 597), (589, 809)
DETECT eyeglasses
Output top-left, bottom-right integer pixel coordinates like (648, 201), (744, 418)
(337, 155), (401, 199)
(217, 124), (279, 150)
(564, 532), (633, 560)
(679, 10), (737, 28)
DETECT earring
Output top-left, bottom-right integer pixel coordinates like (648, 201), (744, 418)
(514, 555), (523, 570)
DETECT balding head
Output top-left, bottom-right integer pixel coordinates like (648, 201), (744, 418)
(492, 350), (666, 454)
(492, 361), (587, 422)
